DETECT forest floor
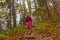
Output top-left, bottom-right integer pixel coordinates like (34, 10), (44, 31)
(0, 22), (60, 40)
(0, 26), (60, 40)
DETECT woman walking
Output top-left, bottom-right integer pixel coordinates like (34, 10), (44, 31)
(25, 16), (32, 29)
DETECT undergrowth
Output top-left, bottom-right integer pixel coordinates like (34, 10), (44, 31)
(0, 21), (60, 38)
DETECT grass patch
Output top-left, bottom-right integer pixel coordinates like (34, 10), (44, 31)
(35, 21), (60, 33)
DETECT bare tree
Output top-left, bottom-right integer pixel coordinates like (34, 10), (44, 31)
(52, 0), (60, 17)
(12, 0), (16, 27)
(45, 0), (52, 18)
(6, 0), (12, 28)
(27, 0), (31, 16)
(37, 0), (52, 18)
(19, 0), (27, 25)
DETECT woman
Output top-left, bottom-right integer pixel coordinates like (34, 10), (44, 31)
(25, 16), (32, 29)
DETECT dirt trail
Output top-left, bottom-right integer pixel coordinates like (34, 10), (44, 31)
(0, 26), (60, 40)
(7, 27), (40, 40)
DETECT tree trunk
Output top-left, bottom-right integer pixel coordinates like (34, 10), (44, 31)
(0, 21), (2, 31)
(22, 0), (27, 25)
(27, 0), (31, 16)
(6, 0), (12, 28)
(45, 1), (52, 18)
(37, 0), (40, 7)
(35, 0), (37, 9)
(12, 0), (16, 27)
(52, 0), (60, 17)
